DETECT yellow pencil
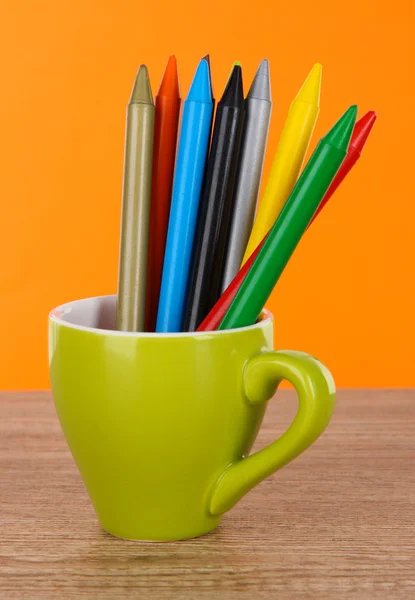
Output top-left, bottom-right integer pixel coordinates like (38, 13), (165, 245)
(242, 63), (322, 264)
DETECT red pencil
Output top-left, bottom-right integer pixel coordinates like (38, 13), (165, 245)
(145, 56), (181, 331)
(197, 238), (265, 331)
(197, 110), (377, 332)
(310, 110), (377, 224)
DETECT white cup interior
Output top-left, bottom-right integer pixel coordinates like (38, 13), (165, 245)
(51, 295), (117, 330)
(49, 295), (271, 336)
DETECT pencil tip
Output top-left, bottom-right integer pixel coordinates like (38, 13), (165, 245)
(202, 54), (214, 99)
(187, 58), (212, 103)
(224, 61), (241, 87)
(351, 110), (377, 151)
(295, 63), (322, 106)
(324, 105), (358, 152)
(220, 64), (244, 107)
(247, 58), (271, 101)
(158, 54), (180, 97)
(130, 64), (153, 104)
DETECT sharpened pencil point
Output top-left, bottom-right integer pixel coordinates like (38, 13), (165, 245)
(221, 64), (244, 107)
(130, 65), (154, 104)
(158, 55), (180, 97)
(202, 54), (214, 101)
(295, 63), (322, 106)
(324, 105), (358, 152)
(350, 110), (377, 152)
(247, 59), (271, 102)
(187, 58), (212, 103)
(225, 61), (242, 85)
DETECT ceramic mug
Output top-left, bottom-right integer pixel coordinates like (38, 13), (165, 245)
(49, 295), (335, 541)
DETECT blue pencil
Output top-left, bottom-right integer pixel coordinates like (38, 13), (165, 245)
(156, 58), (213, 332)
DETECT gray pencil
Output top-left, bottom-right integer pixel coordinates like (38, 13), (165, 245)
(219, 59), (272, 293)
(116, 65), (155, 332)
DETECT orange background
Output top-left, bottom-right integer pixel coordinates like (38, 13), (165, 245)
(1, 0), (414, 390)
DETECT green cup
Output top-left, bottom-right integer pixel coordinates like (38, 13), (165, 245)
(49, 295), (335, 541)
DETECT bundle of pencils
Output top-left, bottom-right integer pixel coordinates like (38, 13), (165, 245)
(115, 56), (376, 333)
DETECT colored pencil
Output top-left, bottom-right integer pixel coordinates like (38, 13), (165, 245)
(242, 63), (322, 264)
(203, 54), (215, 108)
(156, 58), (213, 332)
(310, 110), (377, 224)
(182, 64), (245, 331)
(219, 59), (272, 293)
(219, 105), (358, 330)
(145, 56), (181, 332)
(198, 109), (376, 332)
(197, 237), (266, 331)
(116, 65), (155, 332)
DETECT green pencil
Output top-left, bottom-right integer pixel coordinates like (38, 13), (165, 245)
(219, 105), (358, 330)
(116, 65), (155, 332)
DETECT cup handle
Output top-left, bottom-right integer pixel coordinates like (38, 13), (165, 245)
(209, 350), (336, 515)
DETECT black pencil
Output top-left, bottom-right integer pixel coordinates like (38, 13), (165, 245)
(183, 64), (244, 331)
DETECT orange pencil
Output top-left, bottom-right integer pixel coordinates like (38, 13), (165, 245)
(145, 56), (181, 331)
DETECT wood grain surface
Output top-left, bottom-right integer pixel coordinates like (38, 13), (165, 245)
(0, 390), (414, 599)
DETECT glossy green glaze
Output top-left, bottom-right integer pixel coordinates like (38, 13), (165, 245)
(49, 296), (335, 541)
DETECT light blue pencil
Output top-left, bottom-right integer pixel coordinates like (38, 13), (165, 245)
(156, 58), (213, 332)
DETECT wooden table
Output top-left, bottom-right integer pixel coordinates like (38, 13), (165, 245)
(1, 391), (414, 599)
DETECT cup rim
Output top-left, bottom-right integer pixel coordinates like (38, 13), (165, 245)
(49, 294), (273, 338)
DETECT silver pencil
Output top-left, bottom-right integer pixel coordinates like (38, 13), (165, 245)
(219, 59), (272, 292)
